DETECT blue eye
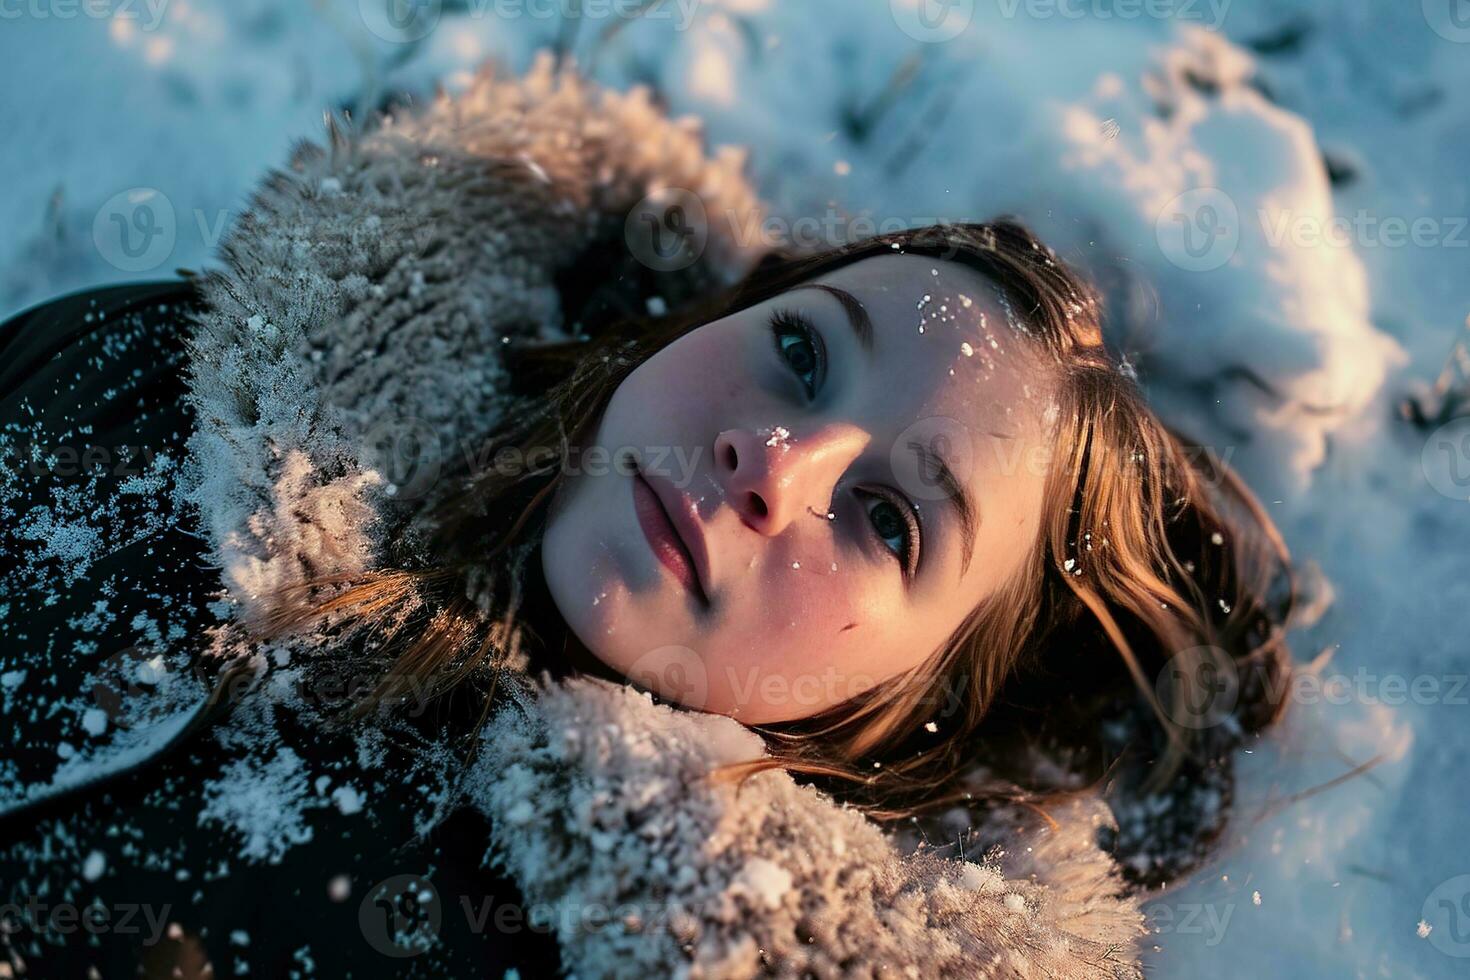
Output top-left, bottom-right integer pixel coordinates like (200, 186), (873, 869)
(769, 308), (825, 398)
(860, 490), (921, 579)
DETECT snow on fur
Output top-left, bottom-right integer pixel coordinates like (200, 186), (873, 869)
(177, 54), (763, 630)
(469, 675), (1144, 979)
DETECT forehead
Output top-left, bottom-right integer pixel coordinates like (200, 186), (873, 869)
(813, 252), (1053, 442)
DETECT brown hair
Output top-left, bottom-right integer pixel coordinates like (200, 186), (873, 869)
(249, 220), (1295, 885)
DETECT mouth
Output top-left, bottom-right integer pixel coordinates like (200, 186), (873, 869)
(631, 463), (711, 608)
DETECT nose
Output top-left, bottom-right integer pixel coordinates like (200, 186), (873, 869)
(714, 423), (870, 536)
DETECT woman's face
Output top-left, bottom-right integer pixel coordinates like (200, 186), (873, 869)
(541, 253), (1054, 722)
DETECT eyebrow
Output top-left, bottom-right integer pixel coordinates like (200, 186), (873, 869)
(794, 284), (874, 352)
(909, 439), (980, 577)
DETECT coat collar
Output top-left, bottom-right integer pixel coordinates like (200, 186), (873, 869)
(469, 673), (1144, 978)
(178, 53), (763, 631)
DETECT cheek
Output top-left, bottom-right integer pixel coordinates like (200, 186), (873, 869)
(699, 552), (936, 720)
(617, 321), (753, 425)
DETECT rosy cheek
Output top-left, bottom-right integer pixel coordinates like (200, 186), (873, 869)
(733, 554), (877, 657)
(643, 324), (751, 418)
(704, 568), (874, 714)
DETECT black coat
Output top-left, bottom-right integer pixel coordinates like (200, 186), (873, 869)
(0, 281), (565, 980)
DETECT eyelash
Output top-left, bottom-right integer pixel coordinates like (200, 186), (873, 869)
(859, 489), (922, 580)
(768, 307), (825, 399)
(768, 308), (922, 579)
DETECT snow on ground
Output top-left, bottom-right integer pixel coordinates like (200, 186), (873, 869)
(2, 1), (1467, 975)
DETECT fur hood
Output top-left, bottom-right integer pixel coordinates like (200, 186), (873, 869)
(177, 56), (1146, 978)
(179, 52), (761, 636)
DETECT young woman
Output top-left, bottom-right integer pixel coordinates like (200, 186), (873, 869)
(0, 59), (1292, 978)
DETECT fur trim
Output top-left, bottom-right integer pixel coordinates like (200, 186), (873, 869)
(178, 53), (762, 629)
(470, 675), (1144, 979)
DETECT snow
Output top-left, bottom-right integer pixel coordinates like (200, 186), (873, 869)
(81, 849), (107, 881)
(729, 856), (793, 911)
(327, 874), (352, 902)
(0, 1), (1466, 976)
(958, 861), (1004, 894)
(330, 783), (364, 816)
(80, 706), (109, 736)
(199, 748), (318, 864)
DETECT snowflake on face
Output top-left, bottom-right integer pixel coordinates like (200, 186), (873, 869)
(759, 425), (793, 452)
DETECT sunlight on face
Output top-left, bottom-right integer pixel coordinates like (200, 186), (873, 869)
(541, 253), (1057, 722)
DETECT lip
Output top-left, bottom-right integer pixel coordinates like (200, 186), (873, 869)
(631, 465), (712, 606)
